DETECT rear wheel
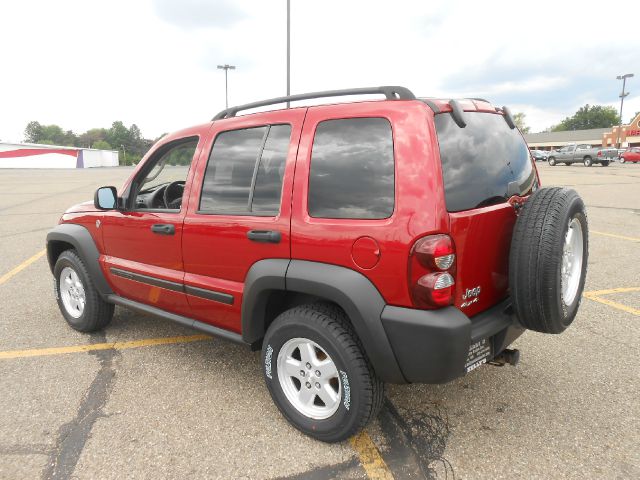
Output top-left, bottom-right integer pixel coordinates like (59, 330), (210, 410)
(583, 156), (593, 167)
(548, 157), (556, 166)
(601, 161), (610, 167)
(262, 303), (383, 442)
(53, 250), (114, 332)
(509, 187), (588, 334)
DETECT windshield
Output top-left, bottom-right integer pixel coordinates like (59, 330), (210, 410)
(434, 112), (537, 212)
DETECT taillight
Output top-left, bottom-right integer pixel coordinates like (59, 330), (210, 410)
(597, 150), (602, 157)
(409, 234), (456, 309)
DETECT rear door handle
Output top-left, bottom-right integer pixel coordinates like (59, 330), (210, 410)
(247, 230), (281, 243)
(151, 224), (175, 235)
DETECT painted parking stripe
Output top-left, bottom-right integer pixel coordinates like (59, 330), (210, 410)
(0, 249), (46, 285)
(0, 334), (211, 360)
(591, 230), (640, 242)
(584, 286), (640, 296)
(583, 287), (640, 317)
(350, 432), (394, 480)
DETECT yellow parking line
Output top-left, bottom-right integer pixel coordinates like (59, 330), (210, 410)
(0, 249), (46, 285)
(584, 287), (640, 296)
(0, 334), (211, 360)
(350, 431), (394, 480)
(583, 286), (640, 317)
(584, 295), (640, 316)
(591, 230), (640, 242)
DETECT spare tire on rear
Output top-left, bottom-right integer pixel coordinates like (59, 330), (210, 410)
(509, 187), (588, 333)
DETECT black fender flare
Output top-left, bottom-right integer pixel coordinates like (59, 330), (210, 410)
(242, 259), (406, 383)
(46, 224), (113, 298)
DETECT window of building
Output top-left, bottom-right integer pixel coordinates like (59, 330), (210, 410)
(308, 118), (395, 219)
(199, 125), (291, 215)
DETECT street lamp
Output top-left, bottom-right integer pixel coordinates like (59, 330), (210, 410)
(217, 64), (236, 109)
(286, 0), (290, 108)
(616, 73), (634, 148)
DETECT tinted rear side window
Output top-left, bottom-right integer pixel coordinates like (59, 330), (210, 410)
(435, 112), (536, 212)
(308, 118), (394, 219)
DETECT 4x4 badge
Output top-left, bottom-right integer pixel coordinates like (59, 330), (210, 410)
(461, 286), (481, 308)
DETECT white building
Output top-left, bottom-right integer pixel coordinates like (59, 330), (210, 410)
(0, 142), (119, 168)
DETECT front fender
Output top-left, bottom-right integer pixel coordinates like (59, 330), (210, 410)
(46, 224), (113, 298)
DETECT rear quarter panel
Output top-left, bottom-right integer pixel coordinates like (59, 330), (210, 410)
(290, 101), (448, 307)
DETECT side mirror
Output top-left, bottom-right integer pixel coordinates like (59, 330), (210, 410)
(94, 186), (118, 210)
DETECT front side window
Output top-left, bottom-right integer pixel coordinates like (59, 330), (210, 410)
(308, 118), (395, 219)
(133, 138), (198, 210)
(199, 125), (291, 215)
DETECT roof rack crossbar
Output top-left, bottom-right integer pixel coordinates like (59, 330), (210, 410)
(212, 86), (416, 120)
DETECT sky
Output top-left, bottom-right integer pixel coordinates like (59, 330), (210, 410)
(1, 0), (639, 143)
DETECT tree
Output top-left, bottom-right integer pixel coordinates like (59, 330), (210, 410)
(513, 112), (531, 133)
(92, 140), (112, 150)
(24, 121), (44, 143)
(551, 104), (620, 131)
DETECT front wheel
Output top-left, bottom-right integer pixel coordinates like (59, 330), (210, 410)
(620, 158), (626, 164)
(53, 250), (114, 332)
(548, 157), (556, 166)
(262, 304), (383, 442)
(583, 157), (593, 167)
(601, 161), (610, 167)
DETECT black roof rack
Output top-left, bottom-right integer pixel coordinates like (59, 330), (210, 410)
(212, 86), (416, 120)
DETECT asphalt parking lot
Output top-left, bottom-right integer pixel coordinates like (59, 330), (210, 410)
(0, 162), (638, 480)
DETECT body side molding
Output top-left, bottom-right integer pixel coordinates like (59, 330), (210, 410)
(107, 295), (246, 345)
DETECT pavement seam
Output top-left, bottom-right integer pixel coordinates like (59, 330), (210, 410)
(42, 332), (118, 480)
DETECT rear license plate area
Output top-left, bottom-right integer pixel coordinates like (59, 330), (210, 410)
(465, 338), (492, 373)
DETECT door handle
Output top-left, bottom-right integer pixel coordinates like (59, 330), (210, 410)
(247, 230), (281, 243)
(151, 224), (175, 235)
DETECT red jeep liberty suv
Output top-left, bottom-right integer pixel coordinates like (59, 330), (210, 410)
(47, 87), (588, 442)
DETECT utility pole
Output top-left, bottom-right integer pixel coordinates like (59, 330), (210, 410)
(616, 73), (634, 148)
(217, 64), (236, 109)
(286, 0), (291, 108)
(120, 144), (126, 166)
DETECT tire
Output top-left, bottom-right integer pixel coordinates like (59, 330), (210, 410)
(620, 158), (625, 164)
(548, 157), (556, 166)
(509, 187), (588, 334)
(564, 162), (571, 166)
(53, 250), (114, 332)
(262, 303), (384, 443)
(601, 161), (610, 167)
(583, 156), (592, 167)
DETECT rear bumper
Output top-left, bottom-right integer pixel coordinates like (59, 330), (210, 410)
(381, 299), (525, 383)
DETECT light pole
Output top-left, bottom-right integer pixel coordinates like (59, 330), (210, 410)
(286, 0), (290, 108)
(217, 64), (236, 109)
(616, 73), (634, 148)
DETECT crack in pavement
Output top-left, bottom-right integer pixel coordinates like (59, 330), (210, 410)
(380, 398), (455, 480)
(42, 332), (118, 480)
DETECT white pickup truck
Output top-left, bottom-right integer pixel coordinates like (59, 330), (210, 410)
(547, 144), (617, 167)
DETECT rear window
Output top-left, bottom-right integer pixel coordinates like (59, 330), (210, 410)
(434, 112), (536, 212)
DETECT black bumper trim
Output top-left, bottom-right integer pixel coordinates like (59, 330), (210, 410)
(381, 299), (522, 384)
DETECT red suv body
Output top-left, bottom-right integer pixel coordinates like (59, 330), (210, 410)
(47, 87), (587, 442)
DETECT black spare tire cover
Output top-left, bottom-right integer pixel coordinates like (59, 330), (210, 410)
(509, 187), (589, 333)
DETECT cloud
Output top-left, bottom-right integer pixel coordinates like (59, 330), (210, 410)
(153, 0), (246, 29)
